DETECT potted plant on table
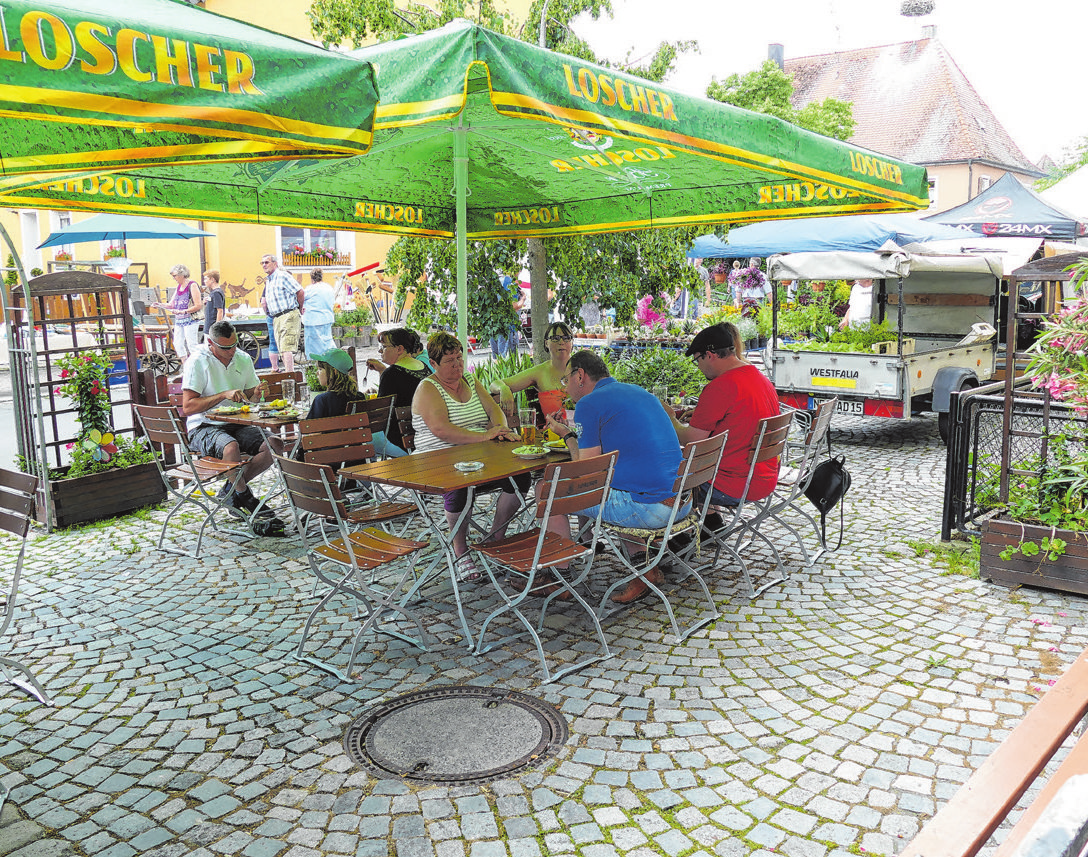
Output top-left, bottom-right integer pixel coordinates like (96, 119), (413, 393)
(34, 350), (163, 527)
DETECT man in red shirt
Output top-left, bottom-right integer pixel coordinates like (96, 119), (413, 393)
(667, 323), (781, 517)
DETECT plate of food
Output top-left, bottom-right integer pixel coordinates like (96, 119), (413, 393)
(214, 402), (247, 414)
(511, 445), (548, 460)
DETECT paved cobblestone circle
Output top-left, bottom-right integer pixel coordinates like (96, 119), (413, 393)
(1, 413), (1086, 857)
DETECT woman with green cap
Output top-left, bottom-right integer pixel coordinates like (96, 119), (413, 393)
(306, 347), (403, 457)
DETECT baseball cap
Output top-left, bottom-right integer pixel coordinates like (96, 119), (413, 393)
(685, 324), (736, 357)
(315, 348), (354, 375)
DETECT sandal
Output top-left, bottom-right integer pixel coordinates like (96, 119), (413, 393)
(454, 554), (481, 583)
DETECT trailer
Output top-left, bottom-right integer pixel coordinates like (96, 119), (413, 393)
(765, 249), (1003, 443)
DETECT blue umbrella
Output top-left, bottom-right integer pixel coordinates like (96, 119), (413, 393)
(38, 213), (213, 249)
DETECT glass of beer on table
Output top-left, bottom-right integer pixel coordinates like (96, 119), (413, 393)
(518, 408), (537, 444)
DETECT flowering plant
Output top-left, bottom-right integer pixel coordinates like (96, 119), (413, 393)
(311, 245), (337, 261)
(104, 246), (126, 258)
(53, 350), (155, 477)
(54, 251), (72, 261)
(728, 264), (768, 300)
(635, 294), (668, 329)
(1026, 261), (1088, 414)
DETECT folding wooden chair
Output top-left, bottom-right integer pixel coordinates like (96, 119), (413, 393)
(394, 405), (416, 452)
(761, 398), (839, 566)
(701, 411), (795, 598)
(275, 455), (428, 681)
(257, 370), (304, 400)
(347, 395), (395, 455)
(296, 412), (416, 529)
(597, 432), (730, 642)
(134, 404), (250, 557)
(472, 452), (618, 683)
(0, 468), (52, 707)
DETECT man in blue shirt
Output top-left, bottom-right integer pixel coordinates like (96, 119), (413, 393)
(544, 350), (689, 602)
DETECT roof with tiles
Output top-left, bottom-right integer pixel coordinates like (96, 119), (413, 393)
(784, 37), (1041, 176)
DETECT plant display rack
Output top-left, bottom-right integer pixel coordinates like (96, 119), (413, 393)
(1, 253), (164, 530)
(978, 252), (1088, 595)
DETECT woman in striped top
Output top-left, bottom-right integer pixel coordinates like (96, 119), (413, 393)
(413, 332), (525, 578)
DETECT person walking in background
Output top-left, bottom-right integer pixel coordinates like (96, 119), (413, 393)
(260, 286), (279, 372)
(153, 264), (204, 363)
(489, 275), (525, 357)
(261, 254), (304, 373)
(840, 278), (874, 330)
(202, 269), (225, 341)
(302, 268), (335, 359)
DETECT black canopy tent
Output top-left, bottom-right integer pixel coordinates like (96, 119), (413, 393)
(924, 173), (1087, 241)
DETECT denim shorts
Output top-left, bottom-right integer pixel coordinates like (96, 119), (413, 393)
(188, 423), (266, 459)
(580, 488), (691, 529)
(694, 482), (742, 507)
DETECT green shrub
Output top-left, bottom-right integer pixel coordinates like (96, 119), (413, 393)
(609, 346), (707, 398)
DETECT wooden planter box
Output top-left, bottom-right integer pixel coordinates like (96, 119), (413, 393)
(981, 518), (1088, 596)
(37, 462), (166, 529)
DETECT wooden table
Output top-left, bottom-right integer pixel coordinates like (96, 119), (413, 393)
(341, 440), (569, 647)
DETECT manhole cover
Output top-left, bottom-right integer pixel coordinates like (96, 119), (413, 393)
(344, 685), (568, 784)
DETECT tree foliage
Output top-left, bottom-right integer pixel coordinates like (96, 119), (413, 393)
(1036, 136), (1088, 191)
(389, 236), (525, 344)
(706, 60), (855, 142)
(544, 227), (703, 328)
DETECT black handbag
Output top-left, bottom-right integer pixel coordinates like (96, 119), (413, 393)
(803, 454), (851, 550)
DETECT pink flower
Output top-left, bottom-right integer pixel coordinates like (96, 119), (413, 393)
(1058, 612), (1067, 617)
(1048, 679), (1057, 686)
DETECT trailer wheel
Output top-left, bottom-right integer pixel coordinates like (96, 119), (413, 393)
(237, 331), (260, 362)
(938, 377), (978, 445)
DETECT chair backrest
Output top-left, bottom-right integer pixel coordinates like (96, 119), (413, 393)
(673, 431), (730, 497)
(394, 405), (416, 452)
(275, 454), (344, 522)
(348, 394), (395, 439)
(135, 403), (187, 449)
(298, 412), (375, 469)
(805, 397), (837, 448)
(0, 468), (38, 539)
(747, 411), (794, 467)
(258, 370), (304, 400)
(536, 451), (618, 521)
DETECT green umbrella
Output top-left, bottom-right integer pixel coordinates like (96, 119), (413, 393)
(0, 14), (927, 340)
(0, 0), (377, 172)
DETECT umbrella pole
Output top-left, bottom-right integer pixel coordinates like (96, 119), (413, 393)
(455, 121), (469, 344)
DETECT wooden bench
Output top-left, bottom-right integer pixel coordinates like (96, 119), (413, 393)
(901, 645), (1088, 857)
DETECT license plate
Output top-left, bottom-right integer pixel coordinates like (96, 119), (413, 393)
(809, 396), (863, 415)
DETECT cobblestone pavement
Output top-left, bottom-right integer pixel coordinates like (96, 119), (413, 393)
(2, 414), (1087, 857)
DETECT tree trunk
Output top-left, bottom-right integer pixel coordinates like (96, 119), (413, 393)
(528, 237), (548, 363)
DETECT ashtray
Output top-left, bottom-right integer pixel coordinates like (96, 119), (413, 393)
(453, 461), (485, 473)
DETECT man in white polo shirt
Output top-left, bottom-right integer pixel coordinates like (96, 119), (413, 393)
(182, 319), (278, 517)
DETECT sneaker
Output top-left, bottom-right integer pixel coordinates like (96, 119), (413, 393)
(233, 488), (261, 515)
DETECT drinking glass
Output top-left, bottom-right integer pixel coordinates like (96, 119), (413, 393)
(281, 378), (295, 403)
(652, 384), (668, 402)
(518, 408), (537, 444)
